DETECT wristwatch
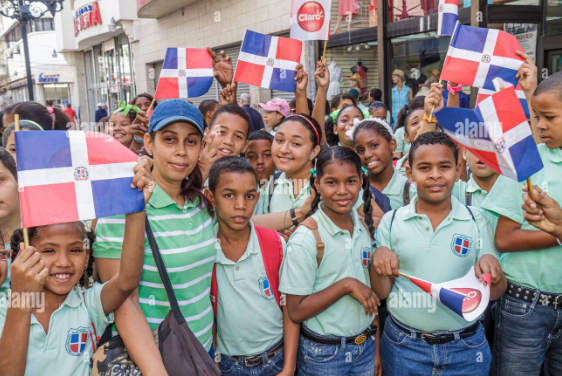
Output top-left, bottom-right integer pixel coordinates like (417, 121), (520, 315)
(290, 208), (299, 227)
(447, 82), (463, 96)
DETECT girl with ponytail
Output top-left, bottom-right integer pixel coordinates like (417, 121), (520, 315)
(279, 145), (381, 376)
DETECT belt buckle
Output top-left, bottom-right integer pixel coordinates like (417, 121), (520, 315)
(420, 333), (437, 344)
(243, 356), (261, 367)
(554, 295), (562, 310)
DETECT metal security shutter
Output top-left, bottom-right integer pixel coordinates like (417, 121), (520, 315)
(270, 33), (297, 104)
(218, 45), (249, 103)
(154, 61), (163, 91)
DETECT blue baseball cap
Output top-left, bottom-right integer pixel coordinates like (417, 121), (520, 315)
(148, 99), (205, 135)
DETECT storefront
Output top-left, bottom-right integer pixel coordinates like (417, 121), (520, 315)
(321, 0), (562, 112)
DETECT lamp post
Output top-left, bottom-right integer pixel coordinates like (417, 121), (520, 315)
(0, 0), (64, 101)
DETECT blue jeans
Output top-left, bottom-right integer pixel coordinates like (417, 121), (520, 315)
(219, 341), (284, 376)
(296, 325), (376, 376)
(380, 316), (491, 376)
(492, 292), (562, 376)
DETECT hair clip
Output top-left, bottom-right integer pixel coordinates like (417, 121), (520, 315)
(361, 167), (369, 176)
(330, 109), (341, 123)
(112, 100), (140, 116)
(310, 168), (317, 177)
(84, 221), (92, 233)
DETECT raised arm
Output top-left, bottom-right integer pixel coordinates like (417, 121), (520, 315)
(295, 64), (310, 115)
(312, 61), (330, 145)
(417, 83), (444, 139)
(515, 50), (540, 144)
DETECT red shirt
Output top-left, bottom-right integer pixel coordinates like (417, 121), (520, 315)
(64, 107), (77, 120)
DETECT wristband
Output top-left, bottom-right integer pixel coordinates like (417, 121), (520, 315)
(134, 136), (145, 144)
(290, 208), (299, 227)
(447, 82), (463, 96)
(423, 114), (438, 123)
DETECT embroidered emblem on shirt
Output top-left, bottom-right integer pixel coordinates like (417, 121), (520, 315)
(258, 276), (275, 300)
(450, 234), (472, 257)
(361, 247), (371, 269)
(65, 327), (89, 356)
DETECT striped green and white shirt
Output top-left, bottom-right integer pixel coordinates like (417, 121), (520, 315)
(93, 184), (216, 350)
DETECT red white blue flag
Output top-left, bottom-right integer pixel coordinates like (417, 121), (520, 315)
(477, 78), (530, 119)
(437, 0), (458, 36)
(403, 267), (491, 321)
(16, 131), (144, 228)
(234, 30), (303, 92)
(154, 48), (214, 99)
(441, 22), (525, 90)
(435, 86), (543, 182)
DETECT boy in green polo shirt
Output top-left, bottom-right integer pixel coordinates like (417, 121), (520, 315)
(372, 132), (506, 376)
(481, 69), (562, 376)
(204, 157), (298, 376)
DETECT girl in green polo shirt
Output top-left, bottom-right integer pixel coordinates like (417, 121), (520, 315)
(280, 146), (380, 376)
(0, 158), (152, 376)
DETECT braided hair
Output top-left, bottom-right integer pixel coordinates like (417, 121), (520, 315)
(10, 222), (96, 288)
(308, 146), (375, 240)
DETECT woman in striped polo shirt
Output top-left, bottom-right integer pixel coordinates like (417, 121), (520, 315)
(94, 100), (216, 375)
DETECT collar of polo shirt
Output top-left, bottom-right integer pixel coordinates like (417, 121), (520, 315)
(547, 146), (562, 164)
(147, 183), (198, 210)
(401, 196), (473, 222)
(315, 203), (364, 237)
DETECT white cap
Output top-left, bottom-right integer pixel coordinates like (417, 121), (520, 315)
(97, 103), (104, 107)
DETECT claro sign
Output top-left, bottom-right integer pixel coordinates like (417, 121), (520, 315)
(74, 2), (102, 37)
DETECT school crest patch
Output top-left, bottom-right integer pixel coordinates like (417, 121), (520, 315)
(258, 276), (275, 300)
(361, 247), (371, 269)
(451, 234), (472, 258)
(65, 327), (89, 356)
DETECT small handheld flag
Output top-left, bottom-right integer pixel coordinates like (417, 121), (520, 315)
(437, 0), (458, 36)
(290, 0), (332, 41)
(401, 267), (490, 322)
(16, 131), (145, 228)
(154, 48), (214, 99)
(477, 78), (530, 119)
(435, 86), (543, 182)
(234, 30), (303, 93)
(441, 22), (525, 90)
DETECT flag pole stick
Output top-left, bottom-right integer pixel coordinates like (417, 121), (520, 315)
(526, 178), (533, 198)
(427, 73), (444, 123)
(146, 97), (156, 115)
(14, 114), (29, 248)
(398, 272), (411, 278)
(321, 40), (328, 63)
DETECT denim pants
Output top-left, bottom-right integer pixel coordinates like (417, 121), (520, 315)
(380, 316), (491, 376)
(492, 292), (562, 376)
(296, 325), (376, 376)
(219, 340), (284, 376)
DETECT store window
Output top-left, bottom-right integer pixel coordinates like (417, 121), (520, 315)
(324, 42), (378, 104)
(43, 84), (70, 106)
(330, 0), (377, 35)
(546, 0), (562, 35)
(117, 35), (133, 105)
(390, 0), (469, 23)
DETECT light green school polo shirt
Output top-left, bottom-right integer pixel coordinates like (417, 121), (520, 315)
(279, 204), (374, 336)
(382, 167), (412, 210)
(395, 155), (408, 178)
(481, 144), (562, 293)
(93, 184), (216, 350)
(216, 221), (286, 356)
(0, 283), (113, 376)
(456, 177), (499, 231)
(394, 127), (411, 156)
(376, 196), (498, 332)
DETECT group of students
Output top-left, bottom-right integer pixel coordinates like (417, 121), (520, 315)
(0, 47), (559, 376)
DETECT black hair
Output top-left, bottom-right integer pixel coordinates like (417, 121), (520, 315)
(0, 147), (17, 180)
(369, 88), (382, 102)
(326, 104), (364, 146)
(403, 107), (426, 136)
(368, 101), (388, 114)
(308, 146), (375, 240)
(352, 119), (393, 144)
(534, 71), (562, 101)
(248, 130), (274, 143)
(110, 105), (137, 124)
(395, 96), (425, 130)
(209, 104), (251, 138)
(2, 120), (43, 148)
(13, 102), (53, 130)
(279, 113), (322, 147)
(208, 156), (258, 193)
(330, 93), (358, 111)
(409, 131), (458, 166)
(199, 100), (220, 127)
(289, 98), (314, 114)
(10, 222), (96, 288)
(53, 107), (72, 131)
(131, 93), (157, 108)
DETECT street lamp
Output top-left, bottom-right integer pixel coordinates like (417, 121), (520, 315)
(0, 0), (64, 101)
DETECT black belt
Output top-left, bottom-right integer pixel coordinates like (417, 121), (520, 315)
(391, 316), (479, 345)
(300, 325), (377, 346)
(226, 340), (284, 367)
(506, 281), (562, 310)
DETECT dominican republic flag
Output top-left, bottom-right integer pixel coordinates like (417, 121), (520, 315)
(234, 30), (303, 92)
(441, 22), (525, 90)
(435, 86), (543, 182)
(403, 267), (490, 321)
(437, 0), (458, 36)
(477, 78), (530, 118)
(154, 48), (214, 99)
(290, 0), (332, 41)
(16, 131), (144, 228)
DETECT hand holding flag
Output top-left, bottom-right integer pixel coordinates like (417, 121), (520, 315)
(515, 50), (539, 98)
(208, 47), (233, 89)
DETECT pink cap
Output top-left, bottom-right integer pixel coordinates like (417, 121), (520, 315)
(258, 98), (290, 118)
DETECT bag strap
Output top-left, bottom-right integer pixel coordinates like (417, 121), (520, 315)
(465, 191), (473, 206)
(267, 171), (283, 213)
(145, 216), (186, 325)
(82, 292), (100, 352)
(403, 180), (411, 206)
(300, 218), (325, 267)
(255, 226), (283, 308)
(210, 264), (218, 317)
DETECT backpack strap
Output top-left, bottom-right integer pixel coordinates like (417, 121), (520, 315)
(82, 292), (100, 352)
(403, 180), (411, 206)
(255, 226), (283, 309)
(267, 171), (283, 213)
(210, 264), (218, 317)
(299, 218), (325, 267)
(465, 205), (476, 222)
